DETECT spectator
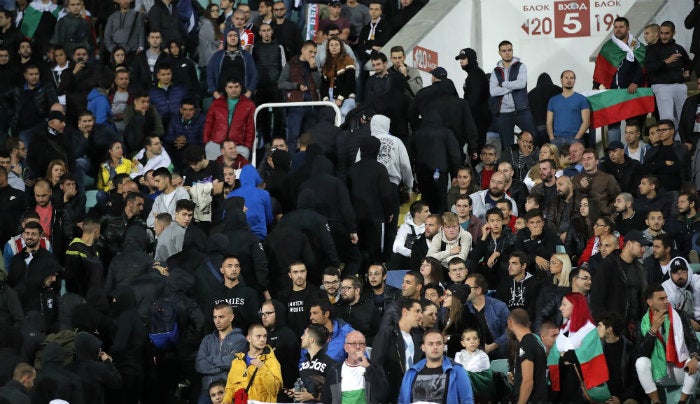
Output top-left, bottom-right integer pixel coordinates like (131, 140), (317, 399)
(103, 0), (145, 58)
(148, 167), (190, 228)
(251, 22), (286, 143)
(613, 193), (645, 236)
(323, 330), (389, 403)
(123, 90), (165, 155)
(409, 213), (441, 271)
(572, 148), (620, 215)
(600, 141), (643, 195)
(623, 121), (651, 163)
(642, 119), (691, 193)
(636, 284), (700, 404)
(149, 63), (190, 131)
(222, 324), (282, 403)
(390, 200), (429, 270)
(147, 0), (182, 48)
(72, 332), (123, 404)
(203, 77), (256, 160)
(131, 135), (173, 179)
(596, 311), (645, 403)
(206, 27), (257, 100)
(260, 299), (300, 400)
(0, 363), (34, 404)
(364, 262), (401, 316)
(446, 166), (480, 211)
(195, 302), (247, 404)
(469, 172), (519, 220)
(63, 216), (102, 297)
(497, 250), (542, 321)
(662, 257), (700, 324)
(337, 275), (380, 341)
(164, 99), (205, 170)
(546, 70), (590, 147)
(507, 308), (548, 403)
(293, 323), (335, 402)
(131, 31), (171, 90)
(427, 212), (472, 268)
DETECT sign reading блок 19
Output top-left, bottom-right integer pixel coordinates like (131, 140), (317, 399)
(520, 0), (626, 39)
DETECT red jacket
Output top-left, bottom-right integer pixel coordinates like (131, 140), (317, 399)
(203, 95), (256, 148)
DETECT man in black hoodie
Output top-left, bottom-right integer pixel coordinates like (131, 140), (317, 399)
(300, 156), (360, 276)
(104, 225), (154, 294)
(261, 299), (301, 401)
(71, 332), (122, 404)
(408, 111), (462, 214)
(34, 342), (84, 403)
(347, 136), (393, 266)
(110, 286), (147, 404)
(274, 189), (340, 286)
(0, 363), (34, 404)
(456, 47), (490, 156)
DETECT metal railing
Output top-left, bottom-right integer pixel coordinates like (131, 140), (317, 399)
(252, 101), (342, 166)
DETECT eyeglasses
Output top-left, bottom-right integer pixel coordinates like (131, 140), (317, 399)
(345, 342), (366, 347)
(260, 311), (275, 317)
(579, 203), (589, 207)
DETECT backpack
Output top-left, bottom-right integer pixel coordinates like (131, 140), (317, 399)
(148, 298), (179, 350)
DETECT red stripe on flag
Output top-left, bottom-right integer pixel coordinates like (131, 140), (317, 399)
(590, 95), (655, 128)
(580, 354), (609, 389)
(548, 364), (561, 391)
(592, 54), (617, 88)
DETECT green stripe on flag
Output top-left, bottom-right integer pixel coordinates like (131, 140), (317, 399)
(586, 88), (654, 111)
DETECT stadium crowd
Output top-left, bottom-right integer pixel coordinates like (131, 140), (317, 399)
(1, 0), (700, 403)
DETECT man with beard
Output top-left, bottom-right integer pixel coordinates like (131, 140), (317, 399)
(380, 271), (425, 328)
(364, 263), (400, 316)
(600, 140), (643, 195)
(662, 257), (700, 329)
(573, 149), (620, 215)
(673, 192), (700, 260)
(550, 175), (575, 243)
(634, 175), (673, 219)
(587, 233), (621, 277)
(546, 70), (590, 147)
(498, 161), (528, 215)
(613, 193), (645, 236)
(642, 210), (668, 260)
(643, 120), (691, 192)
(336, 276), (380, 342)
(590, 230), (649, 327)
(469, 172), (519, 220)
(410, 213), (442, 271)
(260, 299), (300, 402)
(319, 267), (341, 304)
(278, 262), (317, 337)
(213, 255), (259, 329)
(514, 209), (557, 277)
(529, 159), (558, 221)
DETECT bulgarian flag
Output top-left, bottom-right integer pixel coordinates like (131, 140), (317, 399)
(640, 304), (690, 382)
(582, 88), (656, 129)
(593, 38), (645, 88)
(547, 321), (611, 402)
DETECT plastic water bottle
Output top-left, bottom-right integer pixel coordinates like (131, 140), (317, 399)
(294, 378), (304, 402)
(433, 169), (440, 182)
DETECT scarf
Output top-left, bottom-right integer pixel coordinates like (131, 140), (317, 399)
(640, 304), (689, 381)
(611, 33), (642, 63)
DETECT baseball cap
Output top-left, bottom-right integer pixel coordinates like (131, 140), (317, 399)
(429, 67), (447, 80)
(605, 141), (624, 152)
(455, 48), (469, 60)
(447, 283), (470, 302)
(329, 0), (342, 6)
(670, 257), (691, 273)
(47, 110), (65, 122)
(624, 230), (651, 246)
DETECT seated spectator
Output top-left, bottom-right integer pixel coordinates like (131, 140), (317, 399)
(446, 166), (480, 211)
(216, 139), (249, 170)
(337, 275), (380, 342)
(453, 327), (490, 371)
(363, 262), (401, 316)
(123, 90), (164, 155)
(465, 273), (509, 359)
(662, 257), (700, 325)
(636, 284), (700, 404)
(147, 167), (190, 229)
(427, 212), (472, 268)
(623, 121), (650, 163)
(130, 135), (174, 179)
(96, 140), (132, 191)
(471, 207), (517, 291)
(164, 98), (204, 170)
(596, 311), (645, 403)
(600, 141), (643, 195)
(469, 172), (519, 220)
(514, 209), (557, 277)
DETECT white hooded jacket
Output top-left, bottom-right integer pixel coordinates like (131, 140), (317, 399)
(356, 115), (413, 188)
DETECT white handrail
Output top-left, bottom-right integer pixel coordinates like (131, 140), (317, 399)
(252, 101), (342, 167)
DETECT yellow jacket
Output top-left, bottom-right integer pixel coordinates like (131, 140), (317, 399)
(223, 345), (283, 404)
(96, 158), (133, 190)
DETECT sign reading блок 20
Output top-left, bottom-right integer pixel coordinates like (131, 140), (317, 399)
(520, 0), (627, 39)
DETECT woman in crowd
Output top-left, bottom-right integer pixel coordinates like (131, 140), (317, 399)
(198, 3), (222, 84)
(446, 166), (479, 210)
(548, 292), (611, 403)
(565, 196), (600, 264)
(321, 36), (356, 122)
(419, 257), (445, 289)
(97, 140), (132, 191)
(108, 46), (128, 73)
(524, 143), (564, 190)
(534, 253), (573, 330)
(577, 215), (623, 267)
(442, 283), (478, 358)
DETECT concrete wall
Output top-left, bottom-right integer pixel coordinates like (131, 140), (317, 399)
(382, 0), (696, 97)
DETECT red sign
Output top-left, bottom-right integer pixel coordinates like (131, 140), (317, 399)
(413, 46), (438, 73)
(554, 0), (591, 38)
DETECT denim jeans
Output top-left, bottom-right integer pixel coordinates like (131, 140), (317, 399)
(285, 106), (316, 155)
(495, 109), (537, 151)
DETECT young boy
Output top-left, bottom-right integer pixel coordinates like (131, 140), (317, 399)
(454, 328), (489, 372)
(209, 379), (226, 404)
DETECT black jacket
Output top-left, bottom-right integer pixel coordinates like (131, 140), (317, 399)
(323, 358), (389, 404)
(104, 224), (154, 293)
(336, 121), (371, 181)
(371, 324), (423, 402)
(336, 297), (380, 342)
(590, 251), (646, 324)
(0, 185), (27, 249)
(27, 126), (78, 178)
(407, 111), (462, 176)
(533, 284), (570, 331)
(680, 93), (700, 147)
(599, 155), (643, 195)
(461, 48), (491, 141)
(131, 50), (171, 91)
(70, 332), (122, 404)
(642, 143), (691, 192)
(0, 379), (30, 404)
(514, 227), (557, 278)
(347, 139), (393, 221)
(7, 248), (62, 316)
(686, 3), (700, 55)
(218, 209), (269, 293)
(110, 286), (148, 378)
(644, 39), (692, 84)
(64, 239), (103, 297)
(527, 73), (561, 126)
(35, 341), (85, 404)
(300, 156), (357, 232)
(11, 81), (57, 132)
(147, 0), (182, 47)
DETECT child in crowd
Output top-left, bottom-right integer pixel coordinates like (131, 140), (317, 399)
(454, 328), (490, 372)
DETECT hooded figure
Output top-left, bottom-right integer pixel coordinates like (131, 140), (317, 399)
(367, 115), (413, 190)
(408, 111), (462, 213)
(34, 341), (85, 404)
(275, 189), (340, 285)
(72, 332), (122, 404)
(347, 136), (393, 264)
(528, 73), (562, 129)
(104, 225), (154, 293)
(109, 286), (147, 393)
(218, 208), (269, 297)
(265, 149), (294, 215)
(227, 164), (274, 240)
(460, 47), (491, 142)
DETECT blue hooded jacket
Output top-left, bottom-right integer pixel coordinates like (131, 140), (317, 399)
(398, 357), (474, 404)
(227, 165), (273, 240)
